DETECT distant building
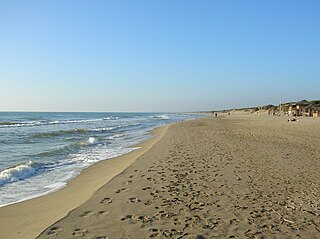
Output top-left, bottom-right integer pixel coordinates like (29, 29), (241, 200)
(287, 100), (320, 117)
(288, 100), (309, 116)
(312, 108), (320, 117)
(302, 104), (315, 117)
(288, 104), (299, 116)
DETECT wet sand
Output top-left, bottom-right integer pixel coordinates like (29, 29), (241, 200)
(36, 114), (320, 238)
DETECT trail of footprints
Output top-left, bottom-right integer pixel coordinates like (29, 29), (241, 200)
(113, 126), (320, 238)
(40, 120), (320, 238)
(111, 132), (235, 238)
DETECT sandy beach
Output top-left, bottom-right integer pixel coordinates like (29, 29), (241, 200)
(2, 1), (319, 238)
(2, 114), (320, 238)
(0, 126), (168, 239)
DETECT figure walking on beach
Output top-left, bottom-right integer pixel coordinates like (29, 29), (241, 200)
(215, 113), (218, 117)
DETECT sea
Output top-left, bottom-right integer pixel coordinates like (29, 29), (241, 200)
(0, 112), (202, 207)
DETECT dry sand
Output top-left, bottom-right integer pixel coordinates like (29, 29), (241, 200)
(2, 114), (320, 239)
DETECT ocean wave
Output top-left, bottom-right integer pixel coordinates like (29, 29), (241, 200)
(89, 127), (118, 132)
(32, 129), (89, 138)
(103, 116), (118, 120)
(0, 117), (119, 128)
(33, 145), (78, 158)
(151, 114), (170, 120)
(0, 150), (96, 187)
(0, 135), (100, 187)
(32, 127), (122, 139)
(105, 134), (125, 140)
(34, 136), (99, 158)
(0, 120), (46, 127)
(75, 137), (97, 147)
(0, 161), (43, 186)
(0, 121), (22, 126)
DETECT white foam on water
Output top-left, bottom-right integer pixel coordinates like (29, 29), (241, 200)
(105, 134), (125, 140)
(0, 161), (41, 186)
(0, 139), (143, 207)
(0, 113), (203, 207)
(151, 114), (170, 120)
(88, 137), (96, 144)
(89, 127), (117, 132)
(0, 117), (119, 128)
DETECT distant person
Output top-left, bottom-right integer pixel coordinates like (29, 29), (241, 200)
(228, 112), (230, 116)
(215, 113), (218, 117)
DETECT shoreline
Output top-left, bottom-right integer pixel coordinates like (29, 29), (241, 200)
(37, 114), (320, 238)
(0, 124), (169, 239)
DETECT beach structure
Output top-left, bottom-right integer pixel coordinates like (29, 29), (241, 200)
(288, 100), (309, 116)
(288, 104), (299, 116)
(312, 110), (319, 117)
(311, 107), (320, 117)
(288, 101), (320, 117)
(302, 104), (315, 117)
(267, 106), (277, 116)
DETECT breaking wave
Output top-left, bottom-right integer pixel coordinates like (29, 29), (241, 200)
(0, 161), (43, 186)
(151, 114), (170, 120)
(0, 135), (98, 187)
(0, 117), (119, 128)
(32, 129), (89, 138)
(31, 124), (138, 139)
(75, 137), (98, 147)
(105, 134), (125, 140)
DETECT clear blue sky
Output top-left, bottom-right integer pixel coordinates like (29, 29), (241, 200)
(0, 0), (319, 112)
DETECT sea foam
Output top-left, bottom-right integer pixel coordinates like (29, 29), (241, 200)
(0, 117), (118, 128)
(0, 161), (41, 186)
(152, 114), (170, 120)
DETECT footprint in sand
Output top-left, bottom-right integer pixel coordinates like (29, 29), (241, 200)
(100, 197), (113, 205)
(144, 200), (152, 205)
(129, 197), (141, 203)
(72, 228), (87, 237)
(115, 188), (128, 193)
(79, 210), (109, 218)
(46, 226), (63, 235)
(125, 180), (134, 185)
(98, 210), (109, 216)
(149, 228), (160, 238)
(121, 214), (133, 221)
(79, 211), (96, 218)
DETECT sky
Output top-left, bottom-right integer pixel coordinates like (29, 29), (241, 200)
(0, 0), (319, 112)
